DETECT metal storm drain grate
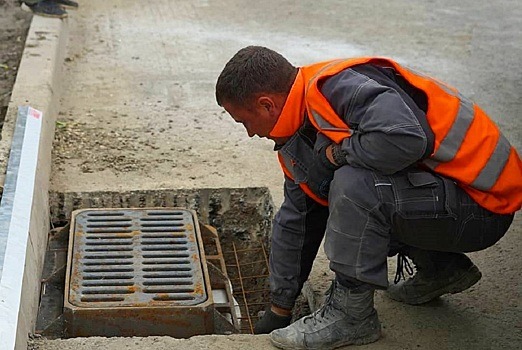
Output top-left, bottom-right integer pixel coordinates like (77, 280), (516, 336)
(68, 208), (206, 307)
(64, 208), (239, 338)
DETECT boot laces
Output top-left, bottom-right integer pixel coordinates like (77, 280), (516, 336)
(304, 281), (340, 326)
(394, 253), (414, 284)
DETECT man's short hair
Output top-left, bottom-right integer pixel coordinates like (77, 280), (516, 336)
(216, 46), (297, 107)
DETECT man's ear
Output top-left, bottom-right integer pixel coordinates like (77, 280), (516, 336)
(257, 96), (275, 113)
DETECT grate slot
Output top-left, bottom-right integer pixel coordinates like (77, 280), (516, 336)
(141, 234), (186, 239)
(84, 263), (133, 267)
(140, 223), (185, 228)
(153, 294), (196, 301)
(142, 266), (191, 272)
(146, 211), (185, 216)
(140, 217), (184, 222)
(82, 274), (134, 280)
(85, 247), (134, 252)
(83, 267), (134, 273)
(86, 218), (132, 222)
(82, 288), (135, 295)
(142, 259), (191, 265)
(81, 297), (125, 302)
(86, 213), (125, 217)
(142, 279), (193, 286)
(141, 246), (188, 252)
(142, 253), (190, 258)
(84, 261), (133, 266)
(142, 287), (194, 293)
(85, 241), (133, 246)
(142, 271), (193, 278)
(83, 254), (133, 259)
(86, 235), (134, 239)
(140, 228), (186, 233)
(141, 238), (188, 243)
(85, 228), (134, 233)
(82, 280), (135, 287)
(86, 223), (133, 228)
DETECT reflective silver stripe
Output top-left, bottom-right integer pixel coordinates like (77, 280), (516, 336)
(306, 59), (345, 91)
(471, 134), (511, 190)
(403, 65), (457, 97)
(422, 158), (438, 170)
(306, 59), (355, 136)
(310, 110), (352, 135)
(423, 91), (511, 190)
(435, 80), (457, 97)
(432, 95), (475, 163)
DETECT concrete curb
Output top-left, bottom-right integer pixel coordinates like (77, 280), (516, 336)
(0, 16), (68, 181)
(0, 15), (68, 350)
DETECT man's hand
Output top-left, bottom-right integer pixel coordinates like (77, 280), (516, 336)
(253, 305), (292, 334)
(325, 144), (338, 166)
(307, 135), (347, 199)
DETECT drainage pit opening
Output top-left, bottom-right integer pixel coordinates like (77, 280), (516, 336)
(36, 188), (273, 338)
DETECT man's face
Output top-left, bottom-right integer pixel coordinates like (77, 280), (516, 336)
(222, 96), (282, 139)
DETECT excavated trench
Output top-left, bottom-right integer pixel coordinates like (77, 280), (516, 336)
(36, 187), (281, 338)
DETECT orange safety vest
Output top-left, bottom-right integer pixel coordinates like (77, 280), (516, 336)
(278, 57), (522, 214)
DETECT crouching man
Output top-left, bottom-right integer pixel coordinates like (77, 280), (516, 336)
(215, 46), (520, 350)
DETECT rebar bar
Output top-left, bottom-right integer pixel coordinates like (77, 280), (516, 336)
(222, 240), (270, 334)
(231, 241), (254, 334)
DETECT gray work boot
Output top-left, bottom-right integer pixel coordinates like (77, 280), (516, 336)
(269, 281), (381, 350)
(387, 248), (482, 305)
(21, 0), (68, 18)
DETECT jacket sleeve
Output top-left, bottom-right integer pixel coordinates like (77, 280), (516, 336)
(320, 65), (434, 174)
(269, 176), (329, 310)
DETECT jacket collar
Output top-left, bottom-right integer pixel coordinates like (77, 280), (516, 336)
(269, 69), (306, 139)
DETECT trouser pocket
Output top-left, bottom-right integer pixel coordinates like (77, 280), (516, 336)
(391, 170), (456, 219)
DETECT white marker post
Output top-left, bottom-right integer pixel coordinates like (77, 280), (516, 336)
(0, 107), (44, 350)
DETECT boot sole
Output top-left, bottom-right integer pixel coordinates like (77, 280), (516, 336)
(21, 3), (68, 18)
(387, 265), (482, 305)
(270, 330), (381, 350)
(58, 4), (79, 10)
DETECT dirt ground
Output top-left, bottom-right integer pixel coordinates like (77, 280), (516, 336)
(0, 0), (31, 130)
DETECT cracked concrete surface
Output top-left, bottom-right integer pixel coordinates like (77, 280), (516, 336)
(32, 0), (521, 349)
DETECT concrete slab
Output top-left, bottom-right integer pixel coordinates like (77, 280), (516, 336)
(29, 335), (276, 350)
(33, 0), (522, 349)
(49, 0), (521, 204)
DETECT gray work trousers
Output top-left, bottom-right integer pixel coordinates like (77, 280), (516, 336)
(269, 165), (514, 309)
(326, 165), (514, 288)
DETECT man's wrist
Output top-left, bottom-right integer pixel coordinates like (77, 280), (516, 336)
(271, 304), (292, 316)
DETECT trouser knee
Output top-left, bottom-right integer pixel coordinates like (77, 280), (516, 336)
(326, 165), (391, 288)
(329, 165), (380, 208)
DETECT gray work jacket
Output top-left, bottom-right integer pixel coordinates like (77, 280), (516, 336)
(269, 64), (435, 309)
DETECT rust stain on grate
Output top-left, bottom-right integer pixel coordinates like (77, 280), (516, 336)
(68, 209), (208, 308)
